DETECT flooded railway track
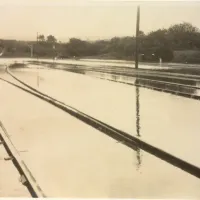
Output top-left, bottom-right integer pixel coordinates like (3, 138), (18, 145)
(0, 65), (199, 180)
(0, 121), (45, 197)
(46, 64), (200, 101)
(28, 61), (200, 99)
(86, 67), (200, 81)
(33, 60), (200, 80)
(85, 71), (200, 100)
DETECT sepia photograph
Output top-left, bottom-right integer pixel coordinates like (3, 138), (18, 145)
(0, 0), (200, 198)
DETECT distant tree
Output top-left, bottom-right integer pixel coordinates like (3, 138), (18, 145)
(144, 29), (169, 50)
(65, 38), (92, 57)
(168, 22), (199, 34)
(168, 22), (200, 49)
(155, 46), (174, 62)
(47, 35), (57, 43)
(139, 30), (145, 36)
(2, 22), (200, 62)
(148, 29), (167, 37)
(38, 34), (45, 42)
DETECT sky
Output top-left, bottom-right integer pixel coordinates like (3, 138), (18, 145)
(0, 0), (200, 41)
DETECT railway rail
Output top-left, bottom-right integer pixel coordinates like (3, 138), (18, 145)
(29, 60), (200, 79)
(0, 121), (45, 197)
(46, 64), (200, 100)
(33, 60), (200, 81)
(1, 64), (199, 180)
(85, 71), (200, 100)
(34, 60), (200, 93)
(79, 67), (200, 82)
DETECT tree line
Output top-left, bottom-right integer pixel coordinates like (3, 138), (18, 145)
(37, 34), (57, 43)
(1, 22), (200, 63)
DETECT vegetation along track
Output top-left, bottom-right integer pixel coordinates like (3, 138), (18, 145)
(1, 64), (200, 180)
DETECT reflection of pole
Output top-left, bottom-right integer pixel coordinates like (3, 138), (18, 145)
(136, 85), (140, 137)
(136, 148), (142, 170)
(135, 6), (140, 69)
(135, 83), (142, 170)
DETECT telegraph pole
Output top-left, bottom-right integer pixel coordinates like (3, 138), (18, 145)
(36, 32), (39, 87)
(135, 6), (141, 168)
(135, 6), (140, 69)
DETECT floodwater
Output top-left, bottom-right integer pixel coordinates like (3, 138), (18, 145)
(12, 65), (200, 166)
(2, 57), (200, 69)
(0, 133), (30, 197)
(1, 61), (200, 197)
(80, 70), (200, 96)
(81, 58), (200, 68)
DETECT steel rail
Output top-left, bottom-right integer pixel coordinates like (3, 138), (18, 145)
(85, 70), (200, 90)
(44, 66), (200, 100)
(28, 60), (200, 79)
(3, 66), (200, 179)
(83, 67), (200, 82)
(35, 63), (200, 90)
(97, 76), (200, 100)
(27, 60), (200, 80)
(81, 64), (200, 79)
(0, 121), (46, 197)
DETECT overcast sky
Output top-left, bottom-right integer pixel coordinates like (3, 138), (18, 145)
(0, 0), (200, 41)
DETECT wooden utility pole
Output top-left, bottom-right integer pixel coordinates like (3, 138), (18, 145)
(36, 32), (39, 87)
(135, 6), (140, 69)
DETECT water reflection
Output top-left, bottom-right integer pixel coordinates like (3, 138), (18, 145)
(136, 84), (140, 138)
(16, 63), (200, 172)
(41, 64), (144, 170)
(136, 79), (197, 95)
(44, 65), (200, 170)
(82, 71), (200, 97)
(135, 82), (142, 170)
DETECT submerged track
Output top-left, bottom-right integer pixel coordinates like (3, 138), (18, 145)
(0, 65), (199, 180)
(0, 121), (46, 197)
